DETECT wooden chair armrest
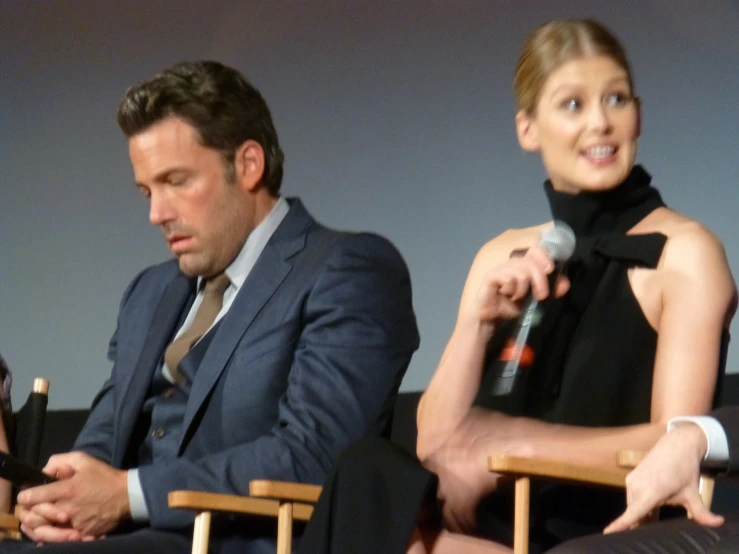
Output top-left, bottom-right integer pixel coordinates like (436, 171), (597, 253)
(0, 512), (20, 532)
(168, 491), (314, 521)
(488, 454), (628, 488)
(617, 449), (646, 469)
(249, 480), (322, 503)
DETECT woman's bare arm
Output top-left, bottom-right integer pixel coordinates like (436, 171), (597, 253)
(416, 228), (544, 460)
(419, 223), (736, 473)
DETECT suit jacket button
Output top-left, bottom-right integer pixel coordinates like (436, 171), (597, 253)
(162, 388), (176, 399)
(152, 427), (165, 439)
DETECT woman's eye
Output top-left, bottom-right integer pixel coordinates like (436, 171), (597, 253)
(561, 98), (581, 112)
(605, 92), (630, 107)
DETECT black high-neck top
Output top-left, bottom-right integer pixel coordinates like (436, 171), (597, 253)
(478, 166), (728, 551)
(481, 165), (669, 425)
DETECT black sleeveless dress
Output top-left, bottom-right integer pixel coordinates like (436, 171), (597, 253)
(296, 166), (729, 553)
(482, 165), (668, 428)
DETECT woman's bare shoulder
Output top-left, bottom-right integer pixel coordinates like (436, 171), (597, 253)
(637, 207), (712, 239)
(644, 209), (727, 265)
(642, 208), (736, 307)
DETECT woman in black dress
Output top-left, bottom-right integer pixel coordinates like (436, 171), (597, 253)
(299, 18), (737, 554)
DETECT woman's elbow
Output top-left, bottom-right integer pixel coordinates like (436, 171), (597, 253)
(415, 422), (437, 463)
(416, 409), (448, 462)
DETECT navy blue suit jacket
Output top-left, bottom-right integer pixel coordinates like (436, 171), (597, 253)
(711, 407), (739, 474)
(73, 198), (419, 549)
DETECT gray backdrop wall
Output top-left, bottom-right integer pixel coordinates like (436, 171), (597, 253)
(2, 0), (738, 409)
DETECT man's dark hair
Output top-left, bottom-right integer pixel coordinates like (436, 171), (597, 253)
(117, 61), (284, 195)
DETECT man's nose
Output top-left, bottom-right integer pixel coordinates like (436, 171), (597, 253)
(149, 190), (175, 226)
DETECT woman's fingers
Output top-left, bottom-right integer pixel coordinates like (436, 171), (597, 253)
(478, 245), (564, 323)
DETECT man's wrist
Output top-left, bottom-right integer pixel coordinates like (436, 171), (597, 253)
(117, 469), (131, 521)
(669, 422), (709, 464)
(668, 415), (729, 465)
(126, 469), (150, 522)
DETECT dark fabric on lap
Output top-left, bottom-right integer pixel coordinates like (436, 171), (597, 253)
(0, 529), (192, 554)
(297, 437), (438, 554)
(545, 517), (739, 554)
(0, 523), (286, 554)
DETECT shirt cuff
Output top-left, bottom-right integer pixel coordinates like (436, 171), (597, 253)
(127, 469), (150, 522)
(667, 415), (729, 465)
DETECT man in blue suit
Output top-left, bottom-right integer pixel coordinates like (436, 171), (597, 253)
(12, 61), (420, 553)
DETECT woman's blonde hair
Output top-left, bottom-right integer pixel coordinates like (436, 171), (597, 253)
(514, 19), (635, 114)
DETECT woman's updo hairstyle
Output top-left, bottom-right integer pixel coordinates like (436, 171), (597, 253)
(514, 19), (636, 115)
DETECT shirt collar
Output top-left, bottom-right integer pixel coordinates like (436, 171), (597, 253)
(196, 196), (290, 292)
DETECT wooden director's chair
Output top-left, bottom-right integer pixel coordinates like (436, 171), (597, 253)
(169, 448), (716, 554)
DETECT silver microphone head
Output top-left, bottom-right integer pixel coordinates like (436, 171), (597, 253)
(539, 221), (576, 262)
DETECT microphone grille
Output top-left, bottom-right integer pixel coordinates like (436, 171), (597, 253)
(539, 221), (576, 262)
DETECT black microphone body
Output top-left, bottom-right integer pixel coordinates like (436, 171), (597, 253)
(490, 222), (576, 396)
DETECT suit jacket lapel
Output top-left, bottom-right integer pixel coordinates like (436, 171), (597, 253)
(178, 199), (312, 452)
(113, 272), (195, 465)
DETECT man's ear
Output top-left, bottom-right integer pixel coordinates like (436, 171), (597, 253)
(515, 110), (540, 152)
(234, 140), (265, 192)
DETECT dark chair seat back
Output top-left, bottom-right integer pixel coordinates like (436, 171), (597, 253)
(11, 378), (49, 468)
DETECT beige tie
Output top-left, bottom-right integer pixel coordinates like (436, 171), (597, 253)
(164, 272), (231, 383)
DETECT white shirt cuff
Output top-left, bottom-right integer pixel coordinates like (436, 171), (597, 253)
(127, 469), (150, 522)
(667, 415), (729, 465)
